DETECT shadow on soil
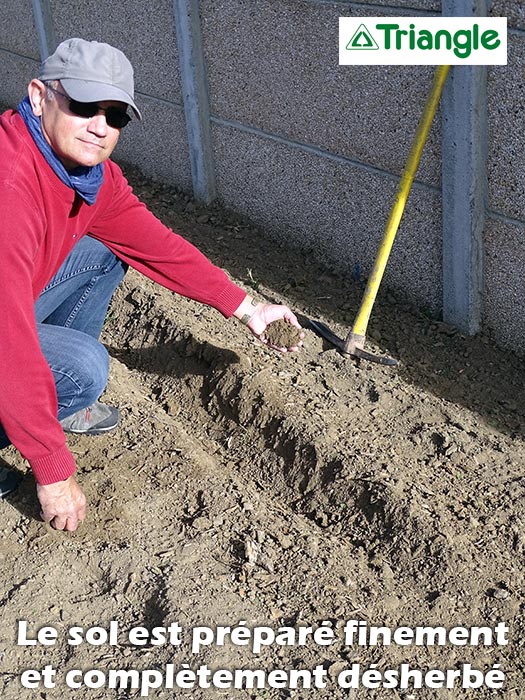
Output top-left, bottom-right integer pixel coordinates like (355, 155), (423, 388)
(124, 171), (523, 442)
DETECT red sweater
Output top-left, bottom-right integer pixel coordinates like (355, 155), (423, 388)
(0, 110), (246, 485)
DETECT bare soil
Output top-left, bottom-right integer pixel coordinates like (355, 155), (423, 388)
(0, 166), (524, 699)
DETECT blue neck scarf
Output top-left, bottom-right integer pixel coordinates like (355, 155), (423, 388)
(17, 96), (104, 205)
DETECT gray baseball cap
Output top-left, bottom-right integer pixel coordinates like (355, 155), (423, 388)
(39, 38), (141, 120)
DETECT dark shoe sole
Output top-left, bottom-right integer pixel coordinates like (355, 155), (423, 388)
(63, 422), (120, 436)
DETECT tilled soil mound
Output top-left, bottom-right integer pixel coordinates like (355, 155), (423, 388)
(0, 167), (524, 699)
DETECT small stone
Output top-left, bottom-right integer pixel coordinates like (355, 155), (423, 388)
(192, 516), (212, 531)
(382, 594), (401, 611)
(493, 588), (510, 600)
(277, 533), (293, 550)
(328, 661), (348, 679)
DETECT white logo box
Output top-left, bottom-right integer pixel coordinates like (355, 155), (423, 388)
(339, 17), (507, 65)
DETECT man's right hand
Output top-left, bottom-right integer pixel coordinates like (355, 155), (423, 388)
(36, 475), (87, 532)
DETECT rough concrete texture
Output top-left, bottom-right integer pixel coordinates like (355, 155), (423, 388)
(0, 0), (39, 56)
(484, 216), (525, 354)
(49, 0), (182, 101)
(212, 121), (442, 313)
(490, 1), (525, 30)
(117, 97), (192, 192)
(338, 0), (440, 10)
(487, 33), (525, 220)
(0, 54), (39, 109)
(202, 0), (440, 187)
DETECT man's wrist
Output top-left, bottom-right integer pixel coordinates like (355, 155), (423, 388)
(234, 296), (260, 325)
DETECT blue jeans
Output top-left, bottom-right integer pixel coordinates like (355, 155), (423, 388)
(0, 236), (127, 448)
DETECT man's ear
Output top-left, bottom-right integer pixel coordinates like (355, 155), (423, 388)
(27, 79), (47, 117)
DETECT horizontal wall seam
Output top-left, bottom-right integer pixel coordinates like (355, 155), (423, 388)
(134, 92), (183, 110)
(305, 1), (439, 15)
(0, 47), (39, 62)
(487, 210), (525, 229)
(210, 114), (440, 193)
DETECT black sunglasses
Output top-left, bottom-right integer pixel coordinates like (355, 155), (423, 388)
(45, 84), (132, 129)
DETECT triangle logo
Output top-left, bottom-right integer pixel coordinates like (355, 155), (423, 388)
(346, 24), (380, 50)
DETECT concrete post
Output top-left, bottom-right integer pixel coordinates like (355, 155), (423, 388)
(31, 0), (56, 60)
(172, 0), (216, 204)
(441, 0), (488, 334)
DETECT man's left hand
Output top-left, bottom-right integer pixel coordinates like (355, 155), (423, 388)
(234, 296), (304, 352)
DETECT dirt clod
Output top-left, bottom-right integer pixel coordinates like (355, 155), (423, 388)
(264, 319), (302, 348)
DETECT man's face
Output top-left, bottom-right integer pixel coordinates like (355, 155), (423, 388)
(28, 80), (124, 170)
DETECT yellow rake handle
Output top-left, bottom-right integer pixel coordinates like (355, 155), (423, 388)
(351, 64), (450, 340)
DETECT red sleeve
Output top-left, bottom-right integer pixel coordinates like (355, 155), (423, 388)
(89, 162), (247, 317)
(0, 187), (76, 484)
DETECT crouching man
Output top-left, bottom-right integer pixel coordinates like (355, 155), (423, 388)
(0, 38), (303, 531)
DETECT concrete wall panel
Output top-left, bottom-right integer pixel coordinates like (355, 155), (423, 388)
(117, 98), (192, 191)
(49, 0), (182, 101)
(490, 1), (525, 30)
(487, 34), (525, 220)
(212, 122), (442, 312)
(0, 51), (39, 108)
(0, 1), (39, 56)
(484, 217), (525, 353)
(201, 0), (441, 187)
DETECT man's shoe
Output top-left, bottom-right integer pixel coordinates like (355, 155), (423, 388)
(0, 465), (21, 497)
(60, 402), (120, 435)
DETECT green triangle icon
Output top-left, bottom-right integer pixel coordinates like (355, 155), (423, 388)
(346, 24), (379, 50)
